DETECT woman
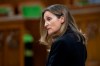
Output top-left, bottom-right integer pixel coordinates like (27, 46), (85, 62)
(39, 4), (87, 66)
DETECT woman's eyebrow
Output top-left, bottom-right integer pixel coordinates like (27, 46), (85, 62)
(44, 16), (51, 19)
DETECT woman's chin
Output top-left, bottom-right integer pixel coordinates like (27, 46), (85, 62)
(48, 31), (53, 36)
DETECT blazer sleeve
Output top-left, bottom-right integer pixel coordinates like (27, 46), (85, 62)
(46, 39), (72, 66)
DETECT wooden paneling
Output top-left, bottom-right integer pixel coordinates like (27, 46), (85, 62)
(72, 6), (100, 66)
(24, 19), (47, 66)
(0, 20), (25, 66)
(0, 30), (5, 66)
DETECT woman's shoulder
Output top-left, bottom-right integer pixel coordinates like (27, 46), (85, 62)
(58, 32), (79, 44)
(51, 33), (78, 52)
(52, 32), (78, 49)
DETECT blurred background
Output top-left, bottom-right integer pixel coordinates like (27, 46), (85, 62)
(0, 0), (100, 66)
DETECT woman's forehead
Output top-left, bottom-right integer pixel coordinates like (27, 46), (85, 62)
(44, 11), (55, 18)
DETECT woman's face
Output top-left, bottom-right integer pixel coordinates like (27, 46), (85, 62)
(44, 11), (64, 35)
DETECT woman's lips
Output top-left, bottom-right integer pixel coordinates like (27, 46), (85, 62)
(46, 27), (51, 30)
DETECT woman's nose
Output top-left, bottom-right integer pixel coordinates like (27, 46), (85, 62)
(44, 22), (49, 27)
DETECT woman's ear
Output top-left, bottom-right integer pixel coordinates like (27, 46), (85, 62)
(59, 16), (64, 24)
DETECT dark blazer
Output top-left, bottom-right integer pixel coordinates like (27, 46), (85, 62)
(46, 27), (87, 66)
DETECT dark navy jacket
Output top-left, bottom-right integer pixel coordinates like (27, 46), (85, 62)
(46, 27), (87, 66)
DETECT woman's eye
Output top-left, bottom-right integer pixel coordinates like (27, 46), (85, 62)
(47, 17), (51, 21)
